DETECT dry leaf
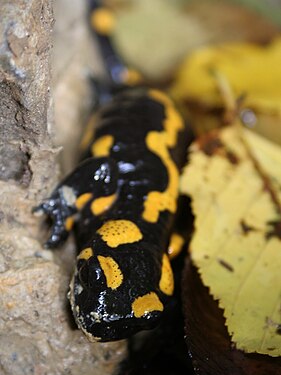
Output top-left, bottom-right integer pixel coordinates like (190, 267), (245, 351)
(180, 125), (281, 356)
(182, 258), (281, 374)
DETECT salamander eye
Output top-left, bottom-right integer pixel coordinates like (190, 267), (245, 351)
(78, 264), (90, 289)
(78, 260), (103, 290)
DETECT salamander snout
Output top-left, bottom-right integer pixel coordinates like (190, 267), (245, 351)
(68, 246), (169, 342)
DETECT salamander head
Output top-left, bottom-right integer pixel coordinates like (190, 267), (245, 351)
(68, 244), (171, 342)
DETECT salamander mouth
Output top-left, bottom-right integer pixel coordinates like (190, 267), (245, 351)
(76, 310), (162, 342)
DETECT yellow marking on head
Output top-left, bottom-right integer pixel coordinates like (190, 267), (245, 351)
(91, 135), (114, 157)
(168, 233), (184, 260)
(91, 8), (115, 35)
(132, 292), (163, 318)
(91, 193), (117, 216)
(65, 216), (74, 231)
(159, 254), (174, 296)
(121, 68), (143, 86)
(75, 193), (93, 210)
(79, 114), (97, 151)
(77, 247), (93, 260)
(97, 255), (123, 289)
(142, 132), (179, 223)
(97, 220), (143, 248)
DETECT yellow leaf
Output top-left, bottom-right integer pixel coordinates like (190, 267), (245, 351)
(181, 125), (281, 356)
(171, 37), (281, 115)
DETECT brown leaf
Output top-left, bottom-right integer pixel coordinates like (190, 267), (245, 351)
(182, 257), (281, 374)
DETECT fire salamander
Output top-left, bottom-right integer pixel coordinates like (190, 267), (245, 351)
(36, 87), (189, 342)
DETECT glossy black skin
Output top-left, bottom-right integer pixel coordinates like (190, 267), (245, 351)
(37, 89), (189, 341)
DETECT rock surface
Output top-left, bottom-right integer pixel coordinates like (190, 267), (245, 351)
(0, 1), (127, 374)
(52, 0), (106, 173)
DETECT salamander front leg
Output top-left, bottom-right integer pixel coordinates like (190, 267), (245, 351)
(34, 157), (119, 248)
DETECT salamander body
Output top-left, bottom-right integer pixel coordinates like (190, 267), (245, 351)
(37, 88), (188, 341)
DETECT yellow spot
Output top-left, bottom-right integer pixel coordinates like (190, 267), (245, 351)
(121, 68), (143, 86)
(159, 254), (174, 296)
(163, 105), (184, 147)
(142, 90), (184, 223)
(75, 193), (93, 210)
(149, 89), (184, 147)
(79, 114), (97, 151)
(142, 132), (179, 223)
(91, 135), (114, 157)
(65, 216), (74, 231)
(77, 247), (93, 260)
(97, 255), (123, 289)
(168, 233), (184, 259)
(91, 8), (115, 35)
(91, 194), (117, 216)
(97, 220), (143, 248)
(132, 292), (163, 318)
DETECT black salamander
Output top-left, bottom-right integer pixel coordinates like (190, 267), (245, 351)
(37, 88), (189, 341)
